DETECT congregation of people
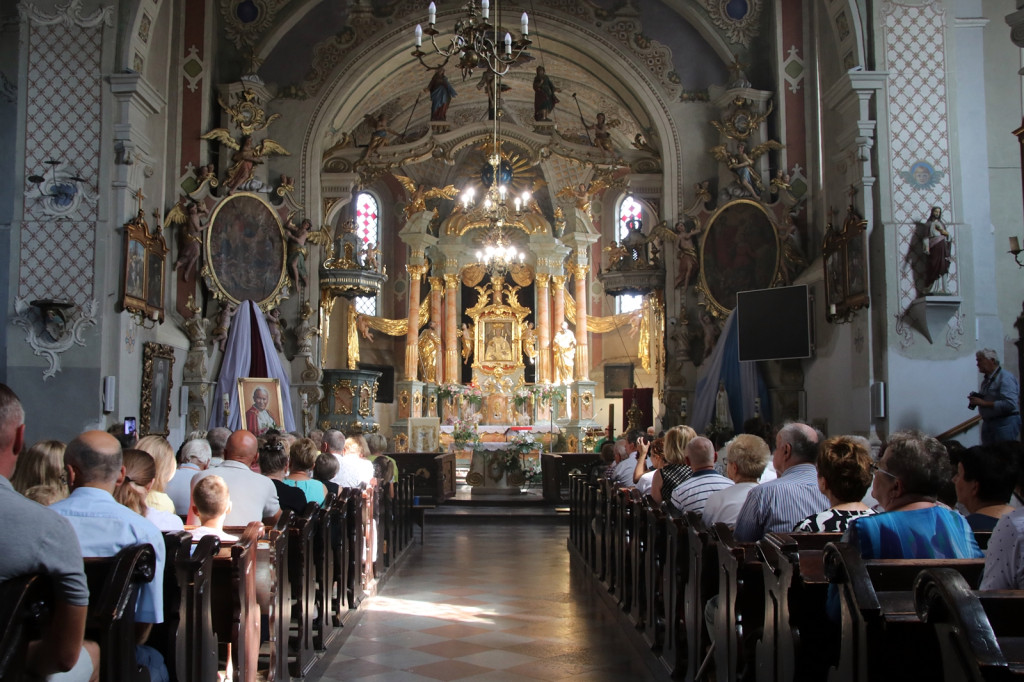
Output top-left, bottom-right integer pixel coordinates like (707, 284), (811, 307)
(0, 381), (398, 682)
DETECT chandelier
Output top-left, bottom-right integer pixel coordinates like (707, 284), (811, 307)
(413, 1), (531, 76)
(464, 150), (531, 273)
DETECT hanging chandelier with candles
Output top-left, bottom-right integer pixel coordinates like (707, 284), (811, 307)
(462, 147), (532, 273)
(413, 1), (531, 76)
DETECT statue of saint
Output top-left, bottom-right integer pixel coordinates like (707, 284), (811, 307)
(533, 65), (560, 121)
(553, 322), (576, 385)
(460, 323), (474, 363)
(714, 381), (733, 430)
(923, 206), (951, 293)
(521, 321), (538, 364)
(418, 322), (442, 383)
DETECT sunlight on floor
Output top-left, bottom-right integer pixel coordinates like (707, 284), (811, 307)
(363, 596), (498, 625)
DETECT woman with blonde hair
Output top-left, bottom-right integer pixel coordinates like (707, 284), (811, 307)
(10, 439), (68, 501)
(114, 449), (185, 531)
(136, 435), (177, 513)
(651, 425), (696, 504)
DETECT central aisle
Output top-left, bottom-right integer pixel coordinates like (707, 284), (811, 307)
(314, 523), (670, 681)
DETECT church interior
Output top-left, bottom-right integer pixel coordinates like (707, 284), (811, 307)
(3, 0), (1024, 679)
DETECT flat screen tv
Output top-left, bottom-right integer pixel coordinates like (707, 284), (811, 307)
(736, 284), (812, 362)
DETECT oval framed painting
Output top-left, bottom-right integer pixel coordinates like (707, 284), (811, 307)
(203, 192), (287, 309)
(698, 199), (780, 315)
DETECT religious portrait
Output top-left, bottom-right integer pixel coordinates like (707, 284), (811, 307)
(126, 240), (145, 299)
(604, 363), (634, 398)
(483, 320), (514, 362)
(699, 200), (780, 314)
(146, 250), (163, 308)
(140, 342), (174, 437)
(237, 377), (285, 437)
(121, 211), (168, 322)
(205, 192), (287, 307)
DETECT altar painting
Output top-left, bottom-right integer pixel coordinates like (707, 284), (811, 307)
(698, 199), (780, 315)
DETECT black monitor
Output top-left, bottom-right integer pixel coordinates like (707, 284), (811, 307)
(736, 284), (812, 362)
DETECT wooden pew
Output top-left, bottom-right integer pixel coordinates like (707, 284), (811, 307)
(258, 512), (291, 682)
(711, 523), (765, 682)
(824, 540), (986, 682)
(628, 488), (647, 628)
(642, 496), (668, 652)
(614, 486), (633, 611)
(568, 473), (583, 553)
(542, 453), (603, 503)
(684, 511), (718, 682)
(150, 531), (190, 682)
(755, 532), (842, 682)
(602, 479), (618, 592)
(212, 522), (262, 682)
(178, 535), (221, 682)
(329, 492), (350, 623)
(312, 493), (336, 650)
(0, 574), (51, 681)
(83, 543), (157, 682)
(390, 452), (456, 504)
(288, 503), (318, 678)
(914, 567), (1024, 682)
(344, 488), (367, 609)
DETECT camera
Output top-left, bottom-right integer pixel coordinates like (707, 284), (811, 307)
(967, 392), (982, 410)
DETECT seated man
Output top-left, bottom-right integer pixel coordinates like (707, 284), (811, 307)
(188, 476), (238, 545)
(51, 430), (168, 682)
(733, 422), (829, 542)
(0, 383), (99, 682)
(608, 437), (637, 488)
(190, 430), (280, 526)
(703, 434), (771, 526)
(670, 437), (733, 514)
(166, 438), (210, 516)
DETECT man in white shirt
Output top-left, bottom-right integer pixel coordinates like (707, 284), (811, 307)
(166, 438), (210, 515)
(325, 430), (374, 488)
(703, 434), (771, 525)
(608, 436), (637, 488)
(190, 430), (280, 526)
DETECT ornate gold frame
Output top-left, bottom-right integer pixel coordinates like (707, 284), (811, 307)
(237, 377), (285, 433)
(121, 211), (169, 322)
(201, 192), (288, 311)
(466, 274), (530, 377)
(697, 199), (781, 317)
(140, 342), (174, 437)
(823, 205), (869, 321)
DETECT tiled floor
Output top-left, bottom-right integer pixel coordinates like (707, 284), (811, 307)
(314, 524), (670, 681)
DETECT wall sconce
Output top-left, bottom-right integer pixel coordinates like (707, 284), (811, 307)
(27, 160), (84, 204)
(25, 159), (97, 217)
(1010, 236), (1023, 267)
(128, 307), (161, 330)
(12, 297), (97, 380)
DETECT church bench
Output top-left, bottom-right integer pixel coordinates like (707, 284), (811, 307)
(543, 453), (603, 503)
(83, 543), (157, 682)
(642, 495), (668, 653)
(0, 573), (51, 681)
(149, 531), (190, 682)
(212, 522), (262, 682)
(288, 503), (318, 678)
(711, 522), (765, 682)
(614, 486), (634, 612)
(601, 479), (618, 592)
(176, 535), (221, 682)
(823, 540), (986, 682)
(755, 532), (842, 682)
(257, 512), (292, 682)
(627, 488), (648, 629)
(389, 452), (456, 504)
(312, 494), (336, 649)
(343, 488), (368, 608)
(914, 568), (1024, 682)
(568, 473), (584, 552)
(683, 511), (719, 682)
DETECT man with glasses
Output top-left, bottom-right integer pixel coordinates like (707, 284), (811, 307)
(969, 349), (1021, 445)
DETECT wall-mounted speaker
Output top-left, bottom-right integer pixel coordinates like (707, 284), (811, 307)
(102, 376), (116, 414)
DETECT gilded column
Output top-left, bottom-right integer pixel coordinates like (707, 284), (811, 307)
(443, 274), (460, 384)
(551, 274), (566, 333)
(568, 264), (590, 381)
(429, 276), (444, 380)
(536, 274), (551, 383)
(405, 264), (428, 380)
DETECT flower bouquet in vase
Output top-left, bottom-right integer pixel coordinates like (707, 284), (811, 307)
(449, 415), (481, 452)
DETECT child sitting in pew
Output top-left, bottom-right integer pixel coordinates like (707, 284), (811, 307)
(187, 476), (238, 546)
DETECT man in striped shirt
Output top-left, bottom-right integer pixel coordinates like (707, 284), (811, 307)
(670, 437), (733, 513)
(733, 422), (829, 541)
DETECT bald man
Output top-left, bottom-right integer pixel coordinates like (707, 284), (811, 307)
(51, 430), (168, 680)
(190, 429), (280, 526)
(733, 422), (829, 541)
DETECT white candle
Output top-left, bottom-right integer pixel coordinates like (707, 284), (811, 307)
(504, 33), (512, 54)
(521, 12), (529, 35)
(481, 0), (489, 19)
(428, 2), (436, 24)
(829, 304), (837, 316)
(415, 24), (423, 46)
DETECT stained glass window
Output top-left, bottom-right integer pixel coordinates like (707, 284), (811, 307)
(354, 192), (380, 315)
(616, 195), (643, 313)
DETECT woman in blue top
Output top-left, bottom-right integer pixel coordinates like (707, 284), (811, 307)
(283, 437), (328, 506)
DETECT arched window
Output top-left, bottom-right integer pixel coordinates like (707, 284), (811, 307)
(353, 192), (380, 316)
(616, 195), (644, 313)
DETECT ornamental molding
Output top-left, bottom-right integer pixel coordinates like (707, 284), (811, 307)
(11, 298), (97, 380)
(17, 0), (113, 28)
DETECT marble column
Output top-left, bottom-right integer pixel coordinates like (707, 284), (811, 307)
(551, 275), (566, 333)
(536, 274), (551, 384)
(405, 264), (428, 380)
(443, 273), (459, 384)
(569, 264), (590, 381)
(429, 275), (443, 379)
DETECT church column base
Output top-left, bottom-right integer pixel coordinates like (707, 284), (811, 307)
(560, 380), (598, 452)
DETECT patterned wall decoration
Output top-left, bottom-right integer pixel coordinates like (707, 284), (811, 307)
(19, 1), (112, 306)
(696, 0), (763, 47)
(881, 0), (956, 315)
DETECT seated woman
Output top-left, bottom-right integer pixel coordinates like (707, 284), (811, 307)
(651, 425), (696, 505)
(283, 437), (328, 506)
(259, 435), (307, 515)
(114, 449), (185, 532)
(635, 438), (665, 496)
(794, 436), (875, 532)
(10, 439), (68, 504)
(136, 435), (177, 514)
(952, 445), (1017, 530)
(845, 430), (982, 560)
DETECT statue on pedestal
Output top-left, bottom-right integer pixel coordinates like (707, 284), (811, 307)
(418, 322), (442, 383)
(553, 322), (576, 385)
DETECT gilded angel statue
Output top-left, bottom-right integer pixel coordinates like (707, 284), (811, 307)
(709, 140), (782, 198)
(200, 131), (291, 194)
(284, 215), (331, 289)
(393, 175), (459, 219)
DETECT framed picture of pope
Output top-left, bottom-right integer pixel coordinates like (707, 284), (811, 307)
(238, 377), (285, 436)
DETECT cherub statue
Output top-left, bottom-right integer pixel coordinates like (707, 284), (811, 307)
(212, 301), (238, 351)
(604, 241), (628, 269)
(586, 112), (620, 152)
(362, 242), (381, 271)
(709, 140), (782, 199)
(356, 313), (374, 341)
(393, 175), (459, 219)
(166, 199), (209, 282)
(200, 130), (291, 195)
(266, 307), (284, 353)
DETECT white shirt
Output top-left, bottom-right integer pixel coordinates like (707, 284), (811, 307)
(702, 482), (759, 526)
(331, 452), (374, 489)
(166, 463), (202, 516)
(609, 453), (637, 488)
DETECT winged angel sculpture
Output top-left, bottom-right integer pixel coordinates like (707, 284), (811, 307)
(393, 175), (459, 219)
(709, 140), (781, 199)
(165, 199), (209, 282)
(201, 130), (290, 195)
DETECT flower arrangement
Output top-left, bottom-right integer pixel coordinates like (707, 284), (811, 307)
(512, 387), (533, 409)
(437, 383), (464, 401)
(532, 383), (563, 404)
(508, 430), (537, 453)
(449, 415), (481, 449)
(463, 383), (484, 408)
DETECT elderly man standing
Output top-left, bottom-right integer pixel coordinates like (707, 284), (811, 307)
(51, 429), (168, 681)
(733, 422), (829, 542)
(970, 349), (1021, 445)
(166, 438), (211, 516)
(191, 430), (280, 526)
(0, 384), (99, 681)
